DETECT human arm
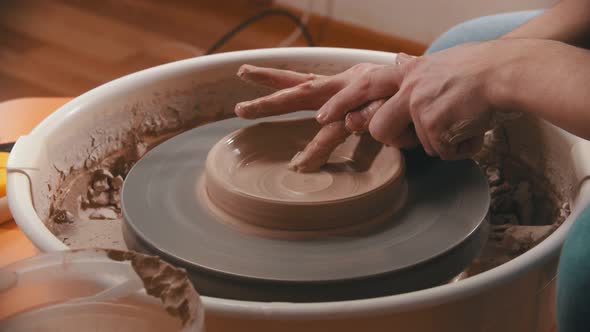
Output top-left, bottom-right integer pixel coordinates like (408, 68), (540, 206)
(234, 0), (590, 165)
(318, 38), (590, 158)
(490, 39), (590, 139)
(501, 0), (590, 48)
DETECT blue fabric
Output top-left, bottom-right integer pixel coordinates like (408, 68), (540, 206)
(425, 10), (590, 332)
(425, 10), (543, 54)
(557, 205), (590, 332)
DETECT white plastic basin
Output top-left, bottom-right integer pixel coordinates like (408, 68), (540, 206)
(7, 48), (590, 332)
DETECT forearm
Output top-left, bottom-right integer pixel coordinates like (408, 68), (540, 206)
(502, 0), (590, 48)
(492, 39), (590, 139)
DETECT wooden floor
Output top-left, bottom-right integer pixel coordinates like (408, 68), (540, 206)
(0, 0), (425, 102)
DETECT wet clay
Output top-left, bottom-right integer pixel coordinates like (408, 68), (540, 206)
(20, 59), (569, 295)
(204, 117), (406, 231)
(288, 120), (350, 173)
(106, 249), (200, 326)
(461, 127), (570, 277)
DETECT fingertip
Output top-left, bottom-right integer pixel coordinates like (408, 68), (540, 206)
(423, 145), (437, 157)
(234, 103), (245, 116)
(345, 112), (365, 133)
(236, 65), (247, 77)
(237, 64), (255, 78)
(390, 130), (419, 149)
(316, 111), (329, 124)
(457, 136), (484, 157)
(344, 112), (354, 131)
(234, 103), (254, 119)
(368, 120), (392, 145)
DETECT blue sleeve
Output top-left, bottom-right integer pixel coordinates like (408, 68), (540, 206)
(557, 204), (590, 332)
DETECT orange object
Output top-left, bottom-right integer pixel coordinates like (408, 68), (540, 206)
(0, 97), (71, 266)
(0, 97), (71, 143)
(0, 152), (7, 197)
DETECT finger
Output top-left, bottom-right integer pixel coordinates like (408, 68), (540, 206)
(410, 109), (436, 156)
(390, 125), (420, 149)
(457, 135), (484, 158)
(345, 99), (387, 133)
(368, 93), (412, 146)
(316, 65), (405, 124)
(288, 121), (350, 173)
(235, 78), (342, 119)
(318, 57), (414, 126)
(237, 64), (323, 89)
(350, 133), (383, 171)
(435, 115), (490, 160)
(430, 133), (457, 160)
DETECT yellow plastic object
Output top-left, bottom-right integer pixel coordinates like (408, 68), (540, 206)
(0, 152), (7, 197)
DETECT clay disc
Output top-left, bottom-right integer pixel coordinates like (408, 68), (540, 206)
(121, 112), (490, 302)
(204, 117), (407, 232)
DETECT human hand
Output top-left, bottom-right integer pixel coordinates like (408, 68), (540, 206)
(320, 42), (525, 159)
(236, 41), (515, 164)
(235, 64), (387, 172)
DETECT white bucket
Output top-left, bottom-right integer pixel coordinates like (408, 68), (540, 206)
(7, 48), (590, 331)
(0, 249), (204, 331)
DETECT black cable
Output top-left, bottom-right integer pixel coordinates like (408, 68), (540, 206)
(205, 8), (315, 55)
(0, 142), (14, 153)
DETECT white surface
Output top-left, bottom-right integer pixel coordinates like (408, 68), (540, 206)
(6, 47), (587, 331)
(277, 0), (557, 45)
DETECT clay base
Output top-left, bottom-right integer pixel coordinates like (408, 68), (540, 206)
(198, 175), (408, 240)
(203, 118), (407, 232)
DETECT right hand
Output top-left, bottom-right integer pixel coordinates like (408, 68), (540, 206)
(235, 63), (397, 172)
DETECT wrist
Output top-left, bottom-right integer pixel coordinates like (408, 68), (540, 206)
(484, 39), (538, 116)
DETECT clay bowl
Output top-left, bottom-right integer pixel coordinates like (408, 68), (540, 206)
(204, 117), (406, 232)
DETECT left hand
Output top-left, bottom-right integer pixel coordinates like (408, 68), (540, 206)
(235, 64), (388, 172)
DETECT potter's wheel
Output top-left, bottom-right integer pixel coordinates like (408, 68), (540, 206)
(121, 112), (490, 302)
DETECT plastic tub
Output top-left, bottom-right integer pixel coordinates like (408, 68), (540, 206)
(0, 248), (204, 331)
(0, 98), (70, 224)
(7, 48), (590, 331)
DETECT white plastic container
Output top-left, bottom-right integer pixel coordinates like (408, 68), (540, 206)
(7, 48), (590, 331)
(0, 249), (204, 331)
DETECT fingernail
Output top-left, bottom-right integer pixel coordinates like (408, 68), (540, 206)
(316, 112), (328, 123)
(234, 103), (244, 115)
(345, 113), (354, 132)
(235, 102), (252, 118)
(237, 67), (247, 77)
(344, 111), (367, 132)
(237, 64), (255, 77)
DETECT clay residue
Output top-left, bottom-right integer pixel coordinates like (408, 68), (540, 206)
(288, 120), (351, 173)
(49, 122), (571, 284)
(40, 77), (570, 291)
(465, 127), (570, 276)
(42, 76), (277, 247)
(50, 208), (74, 224)
(46, 107), (233, 248)
(106, 249), (201, 327)
(78, 136), (152, 220)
